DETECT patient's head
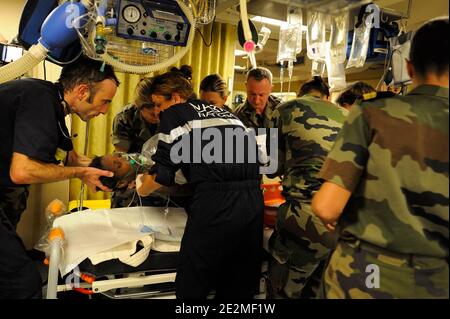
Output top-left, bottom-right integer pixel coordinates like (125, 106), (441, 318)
(336, 81), (376, 110)
(90, 154), (135, 191)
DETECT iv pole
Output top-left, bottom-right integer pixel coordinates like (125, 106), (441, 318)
(77, 120), (90, 212)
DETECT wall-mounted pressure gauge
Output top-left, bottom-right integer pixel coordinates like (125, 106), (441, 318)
(122, 5), (141, 24)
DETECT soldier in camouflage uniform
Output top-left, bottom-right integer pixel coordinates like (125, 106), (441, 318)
(112, 103), (159, 154)
(267, 77), (348, 298)
(235, 67), (282, 130)
(111, 78), (161, 208)
(312, 18), (449, 299)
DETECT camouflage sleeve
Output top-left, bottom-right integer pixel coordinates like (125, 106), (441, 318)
(266, 107), (285, 178)
(318, 105), (371, 192)
(236, 111), (250, 129)
(111, 112), (133, 152)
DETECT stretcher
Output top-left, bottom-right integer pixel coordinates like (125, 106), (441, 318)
(44, 203), (187, 299)
(44, 200), (272, 299)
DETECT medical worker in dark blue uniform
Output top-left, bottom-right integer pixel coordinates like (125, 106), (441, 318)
(137, 70), (264, 299)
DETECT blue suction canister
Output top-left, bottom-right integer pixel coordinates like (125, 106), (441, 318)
(39, 2), (88, 50)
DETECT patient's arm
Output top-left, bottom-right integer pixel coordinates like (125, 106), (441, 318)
(136, 173), (162, 196)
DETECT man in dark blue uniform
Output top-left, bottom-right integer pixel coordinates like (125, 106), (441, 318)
(0, 56), (119, 298)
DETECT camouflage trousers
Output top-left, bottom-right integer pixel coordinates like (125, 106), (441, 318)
(0, 186), (29, 229)
(321, 240), (449, 299)
(267, 200), (337, 299)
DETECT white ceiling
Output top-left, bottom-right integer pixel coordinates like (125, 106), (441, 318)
(215, 0), (449, 86)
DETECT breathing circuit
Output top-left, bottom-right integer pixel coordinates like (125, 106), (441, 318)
(116, 152), (155, 178)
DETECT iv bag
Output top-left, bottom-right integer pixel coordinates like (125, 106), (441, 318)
(330, 12), (349, 63)
(288, 7), (303, 54)
(307, 11), (326, 61)
(311, 60), (326, 77)
(326, 42), (347, 91)
(277, 23), (300, 63)
(390, 31), (413, 85)
(347, 23), (371, 69)
(327, 59), (347, 91)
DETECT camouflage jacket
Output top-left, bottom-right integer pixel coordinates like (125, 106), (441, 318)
(271, 95), (348, 202)
(319, 85), (449, 258)
(112, 104), (159, 153)
(235, 95), (282, 129)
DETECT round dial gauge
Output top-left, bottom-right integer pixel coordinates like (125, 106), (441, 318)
(122, 5), (141, 24)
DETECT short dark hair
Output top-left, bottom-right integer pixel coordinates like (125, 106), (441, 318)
(337, 81), (376, 106)
(410, 17), (449, 78)
(200, 74), (228, 98)
(246, 67), (273, 84)
(58, 55), (120, 95)
(299, 76), (330, 98)
(90, 156), (124, 191)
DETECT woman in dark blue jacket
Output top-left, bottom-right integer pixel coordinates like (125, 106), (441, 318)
(137, 70), (264, 299)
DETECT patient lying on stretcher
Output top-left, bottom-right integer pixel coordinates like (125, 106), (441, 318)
(89, 153), (192, 206)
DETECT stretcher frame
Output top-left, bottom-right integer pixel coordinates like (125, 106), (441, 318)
(54, 271), (177, 299)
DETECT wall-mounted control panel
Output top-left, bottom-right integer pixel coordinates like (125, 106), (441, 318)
(116, 0), (191, 46)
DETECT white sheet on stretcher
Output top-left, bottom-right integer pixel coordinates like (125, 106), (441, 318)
(52, 206), (187, 276)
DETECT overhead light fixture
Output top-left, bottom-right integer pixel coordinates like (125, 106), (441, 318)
(251, 16), (286, 27)
(234, 65), (246, 71)
(250, 16), (307, 31)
